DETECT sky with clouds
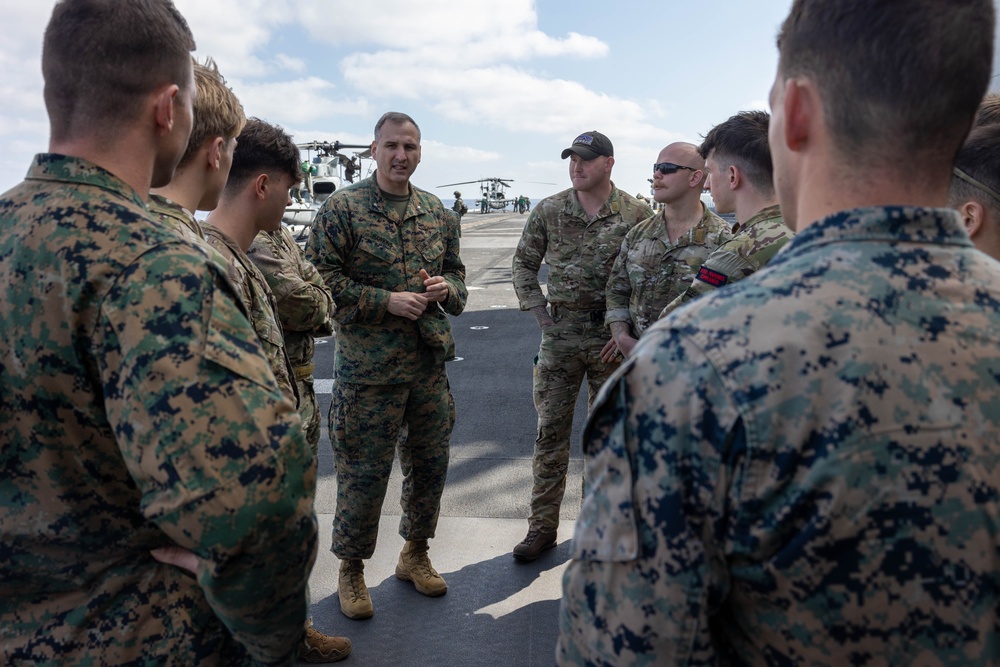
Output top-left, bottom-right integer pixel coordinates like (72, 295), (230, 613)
(1, 1), (998, 202)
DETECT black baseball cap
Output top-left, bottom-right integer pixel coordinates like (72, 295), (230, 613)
(561, 131), (614, 160)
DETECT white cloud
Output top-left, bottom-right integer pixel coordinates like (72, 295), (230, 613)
(275, 53), (307, 73)
(420, 140), (501, 162)
(231, 77), (370, 125)
(174, 0), (296, 78)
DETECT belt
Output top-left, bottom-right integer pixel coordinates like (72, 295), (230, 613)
(293, 362), (315, 380)
(550, 304), (606, 323)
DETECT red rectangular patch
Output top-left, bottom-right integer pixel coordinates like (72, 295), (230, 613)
(696, 266), (729, 287)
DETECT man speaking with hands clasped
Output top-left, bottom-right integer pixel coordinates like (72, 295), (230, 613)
(306, 111), (467, 621)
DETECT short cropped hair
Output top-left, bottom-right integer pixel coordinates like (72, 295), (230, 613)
(42, 0), (196, 143)
(975, 93), (1000, 128)
(178, 58), (246, 169)
(776, 0), (994, 167)
(374, 112), (421, 142)
(950, 124), (1000, 221)
(224, 118), (302, 195)
(700, 111), (774, 196)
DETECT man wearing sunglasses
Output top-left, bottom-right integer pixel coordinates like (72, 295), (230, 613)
(603, 143), (731, 360)
(511, 130), (653, 562)
(659, 111), (793, 318)
(949, 123), (1000, 261)
(559, 0), (999, 664)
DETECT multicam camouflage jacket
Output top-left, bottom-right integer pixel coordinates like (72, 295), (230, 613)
(203, 222), (298, 405)
(660, 203), (792, 317)
(559, 206), (1000, 666)
(604, 203), (731, 336)
(0, 155), (316, 667)
(512, 185), (653, 312)
(147, 193), (208, 245)
(147, 194), (248, 316)
(305, 175), (467, 384)
(248, 226), (334, 374)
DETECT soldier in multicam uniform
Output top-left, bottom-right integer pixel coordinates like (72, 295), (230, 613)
(248, 224), (335, 454)
(203, 119), (300, 406)
(203, 118), (351, 662)
(949, 123), (1000, 261)
(306, 111), (467, 620)
(0, 2), (318, 665)
(602, 142), (730, 361)
(660, 111), (793, 318)
(559, 0), (1000, 664)
(511, 131), (653, 562)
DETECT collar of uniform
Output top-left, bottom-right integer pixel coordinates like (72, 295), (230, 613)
(148, 193), (195, 224)
(565, 182), (621, 220)
(367, 172), (425, 220)
(772, 206), (973, 266)
(731, 203), (782, 235)
(26, 154), (146, 209)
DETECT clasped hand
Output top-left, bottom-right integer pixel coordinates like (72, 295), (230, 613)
(387, 269), (449, 321)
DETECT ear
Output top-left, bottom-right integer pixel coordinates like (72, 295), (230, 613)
(782, 78), (813, 152)
(370, 140), (378, 160)
(208, 137), (224, 172)
(960, 200), (985, 238)
(605, 156), (615, 174)
(689, 169), (705, 189)
(727, 165), (741, 191)
(254, 172), (269, 200)
(153, 84), (181, 136)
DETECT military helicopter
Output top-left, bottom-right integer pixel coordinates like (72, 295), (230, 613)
(284, 140), (372, 245)
(438, 177), (552, 213)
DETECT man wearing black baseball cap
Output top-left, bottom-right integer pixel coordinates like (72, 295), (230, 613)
(510, 130), (653, 562)
(560, 131), (614, 161)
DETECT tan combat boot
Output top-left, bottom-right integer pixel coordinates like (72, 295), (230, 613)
(299, 626), (352, 663)
(338, 559), (374, 619)
(395, 539), (447, 596)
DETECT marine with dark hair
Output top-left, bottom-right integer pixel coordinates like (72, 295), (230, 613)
(660, 110), (793, 317)
(203, 118), (302, 408)
(949, 123), (1000, 260)
(559, 0), (1000, 664)
(0, 1), (318, 665)
(306, 111), (467, 621)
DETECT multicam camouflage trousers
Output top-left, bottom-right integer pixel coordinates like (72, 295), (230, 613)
(296, 375), (320, 456)
(330, 366), (455, 560)
(530, 310), (618, 531)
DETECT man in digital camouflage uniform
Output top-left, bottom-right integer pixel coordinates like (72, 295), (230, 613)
(0, 2), (317, 665)
(602, 142), (730, 361)
(511, 131), (653, 562)
(949, 123), (1000, 262)
(248, 218), (335, 455)
(559, 0), (1000, 664)
(203, 118), (300, 406)
(148, 58), (243, 254)
(660, 111), (793, 318)
(306, 111), (467, 620)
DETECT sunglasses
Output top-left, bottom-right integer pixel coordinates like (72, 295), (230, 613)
(653, 162), (697, 175)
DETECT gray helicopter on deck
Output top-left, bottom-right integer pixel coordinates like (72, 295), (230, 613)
(283, 141), (373, 245)
(437, 177), (552, 214)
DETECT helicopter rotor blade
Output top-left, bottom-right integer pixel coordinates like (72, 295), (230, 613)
(437, 180), (483, 188)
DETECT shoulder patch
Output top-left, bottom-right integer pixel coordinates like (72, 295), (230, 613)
(696, 266), (729, 287)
